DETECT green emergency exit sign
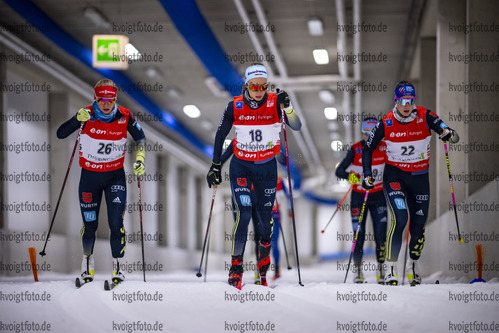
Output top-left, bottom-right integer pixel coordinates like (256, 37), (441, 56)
(92, 35), (129, 69)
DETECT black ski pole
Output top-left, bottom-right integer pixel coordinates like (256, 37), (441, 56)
(40, 123), (83, 257)
(275, 196), (291, 270)
(444, 142), (463, 243)
(196, 186), (217, 277)
(401, 219), (410, 286)
(344, 190), (369, 283)
(203, 227), (211, 282)
(137, 175), (146, 282)
(280, 104), (303, 286)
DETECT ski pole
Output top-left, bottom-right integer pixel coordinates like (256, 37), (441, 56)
(280, 104), (303, 286)
(203, 228), (211, 282)
(40, 122), (83, 257)
(344, 190), (369, 283)
(401, 218), (410, 286)
(196, 185), (217, 277)
(321, 185), (353, 234)
(275, 196), (291, 270)
(137, 175), (146, 282)
(444, 142), (463, 243)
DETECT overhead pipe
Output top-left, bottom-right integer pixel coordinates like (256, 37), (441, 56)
(353, 0), (362, 141)
(249, 0), (326, 177)
(3, 0), (212, 157)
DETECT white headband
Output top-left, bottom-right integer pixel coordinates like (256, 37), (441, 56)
(244, 65), (267, 83)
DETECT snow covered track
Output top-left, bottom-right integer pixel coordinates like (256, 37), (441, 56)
(1, 265), (498, 333)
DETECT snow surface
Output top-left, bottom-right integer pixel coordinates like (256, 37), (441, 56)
(1, 259), (498, 333)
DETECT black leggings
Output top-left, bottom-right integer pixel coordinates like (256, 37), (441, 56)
(383, 164), (429, 262)
(79, 168), (127, 258)
(229, 157), (277, 257)
(351, 190), (387, 264)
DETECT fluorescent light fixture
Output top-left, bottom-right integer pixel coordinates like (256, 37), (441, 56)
(183, 105), (201, 118)
(84, 7), (111, 29)
(329, 132), (340, 140)
(125, 43), (141, 61)
(308, 18), (324, 36)
(319, 89), (335, 104)
(145, 67), (166, 81)
(166, 86), (183, 99)
(327, 121), (339, 131)
(324, 107), (338, 120)
(201, 120), (213, 131)
(331, 140), (343, 152)
(313, 49), (329, 65)
(145, 67), (158, 78)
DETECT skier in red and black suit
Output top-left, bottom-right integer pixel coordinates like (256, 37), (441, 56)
(361, 81), (459, 285)
(335, 118), (387, 284)
(57, 79), (146, 285)
(207, 63), (301, 289)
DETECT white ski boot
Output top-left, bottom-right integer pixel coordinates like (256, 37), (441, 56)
(384, 262), (398, 285)
(406, 258), (422, 286)
(376, 262), (386, 285)
(81, 254), (94, 283)
(353, 263), (365, 284)
(111, 258), (125, 284)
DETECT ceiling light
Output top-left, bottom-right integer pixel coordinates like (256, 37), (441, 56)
(307, 18), (324, 36)
(201, 120), (213, 131)
(327, 122), (339, 131)
(125, 43), (141, 61)
(319, 89), (335, 104)
(324, 107), (338, 120)
(84, 7), (111, 29)
(329, 132), (341, 140)
(145, 67), (166, 81)
(331, 140), (343, 152)
(166, 87), (183, 99)
(313, 49), (329, 65)
(183, 105), (201, 118)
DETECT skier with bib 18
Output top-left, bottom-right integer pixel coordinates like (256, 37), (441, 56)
(206, 63), (301, 289)
(56, 79), (146, 286)
(361, 81), (459, 285)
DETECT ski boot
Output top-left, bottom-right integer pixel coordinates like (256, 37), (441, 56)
(406, 258), (422, 286)
(228, 256), (243, 290)
(384, 262), (398, 285)
(376, 262), (386, 285)
(272, 265), (281, 281)
(254, 271), (260, 285)
(81, 254), (95, 283)
(111, 258), (125, 284)
(353, 263), (365, 284)
(257, 241), (271, 286)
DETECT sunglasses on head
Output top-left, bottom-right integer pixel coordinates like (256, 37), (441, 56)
(248, 83), (268, 92)
(397, 98), (415, 105)
(97, 98), (116, 104)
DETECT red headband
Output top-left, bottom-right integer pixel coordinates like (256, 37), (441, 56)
(94, 85), (117, 100)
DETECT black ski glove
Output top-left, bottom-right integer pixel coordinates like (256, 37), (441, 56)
(276, 88), (290, 108)
(206, 162), (222, 188)
(362, 176), (375, 190)
(439, 128), (459, 143)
